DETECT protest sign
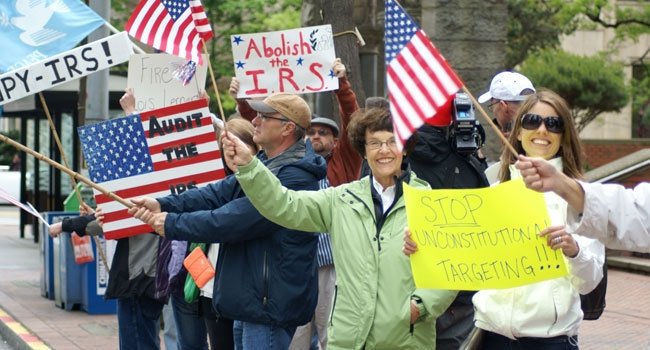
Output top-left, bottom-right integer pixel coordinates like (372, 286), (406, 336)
(78, 99), (225, 239)
(0, 31), (132, 106)
(405, 179), (567, 290)
(231, 25), (338, 98)
(127, 53), (209, 112)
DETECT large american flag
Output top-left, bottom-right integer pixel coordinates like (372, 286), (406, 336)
(385, 0), (463, 150)
(78, 99), (225, 239)
(126, 0), (213, 64)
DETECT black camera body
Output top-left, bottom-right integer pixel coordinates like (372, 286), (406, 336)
(451, 92), (482, 155)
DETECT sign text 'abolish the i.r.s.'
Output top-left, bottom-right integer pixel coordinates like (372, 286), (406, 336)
(231, 25), (338, 98)
(404, 179), (567, 290)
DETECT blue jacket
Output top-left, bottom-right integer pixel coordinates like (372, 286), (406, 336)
(157, 144), (326, 328)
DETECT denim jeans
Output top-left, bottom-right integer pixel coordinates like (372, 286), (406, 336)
(162, 300), (178, 350)
(171, 293), (208, 350)
(116, 296), (165, 350)
(233, 320), (296, 350)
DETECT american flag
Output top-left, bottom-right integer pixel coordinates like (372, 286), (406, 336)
(78, 99), (225, 239)
(126, 0), (213, 64)
(385, 0), (463, 150)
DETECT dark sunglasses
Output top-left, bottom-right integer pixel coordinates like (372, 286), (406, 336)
(306, 128), (332, 137)
(521, 113), (564, 134)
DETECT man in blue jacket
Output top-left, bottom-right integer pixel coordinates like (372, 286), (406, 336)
(129, 93), (326, 350)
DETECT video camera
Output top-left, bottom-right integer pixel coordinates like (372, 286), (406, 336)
(451, 92), (483, 155)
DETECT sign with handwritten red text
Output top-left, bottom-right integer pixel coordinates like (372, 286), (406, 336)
(404, 179), (568, 290)
(231, 25), (338, 98)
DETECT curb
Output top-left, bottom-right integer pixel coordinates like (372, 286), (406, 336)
(607, 256), (650, 275)
(0, 307), (50, 350)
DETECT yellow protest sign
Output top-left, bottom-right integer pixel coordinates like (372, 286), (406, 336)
(404, 179), (567, 290)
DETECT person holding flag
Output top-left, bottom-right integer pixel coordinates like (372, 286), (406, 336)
(221, 106), (457, 349)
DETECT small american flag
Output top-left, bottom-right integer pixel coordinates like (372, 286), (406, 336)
(385, 0), (462, 150)
(78, 99), (225, 239)
(126, 0), (213, 64)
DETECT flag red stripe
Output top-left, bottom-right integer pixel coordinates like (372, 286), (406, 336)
(415, 32), (462, 88)
(397, 49), (437, 110)
(387, 67), (426, 126)
(158, 18), (175, 53)
(95, 168), (226, 205)
(104, 223), (155, 240)
(390, 57), (430, 118)
(404, 40), (447, 104)
(148, 131), (217, 154)
(140, 99), (208, 122)
(152, 149), (222, 172)
(125, 0), (151, 38)
(388, 89), (415, 144)
(145, 5), (168, 47)
(143, 116), (213, 139)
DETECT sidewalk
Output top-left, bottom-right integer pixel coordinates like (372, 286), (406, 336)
(0, 208), (118, 350)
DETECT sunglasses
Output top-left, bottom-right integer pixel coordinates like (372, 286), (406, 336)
(306, 128), (332, 137)
(521, 113), (564, 134)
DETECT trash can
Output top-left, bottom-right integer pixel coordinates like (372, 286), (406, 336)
(40, 213), (56, 300)
(81, 236), (116, 314)
(52, 211), (84, 311)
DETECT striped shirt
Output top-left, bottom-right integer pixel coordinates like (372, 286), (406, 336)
(316, 178), (334, 267)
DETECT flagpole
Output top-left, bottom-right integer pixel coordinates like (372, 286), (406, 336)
(0, 134), (133, 209)
(461, 86), (519, 157)
(38, 93), (110, 271)
(103, 21), (145, 54)
(201, 38), (227, 125)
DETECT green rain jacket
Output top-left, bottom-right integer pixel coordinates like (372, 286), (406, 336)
(236, 157), (457, 350)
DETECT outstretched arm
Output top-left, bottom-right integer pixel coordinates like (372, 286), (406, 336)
(515, 155), (585, 212)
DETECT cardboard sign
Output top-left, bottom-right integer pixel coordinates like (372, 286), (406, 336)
(231, 25), (338, 98)
(404, 179), (568, 290)
(127, 53), (209, 112)
(0, 31), (132, 106)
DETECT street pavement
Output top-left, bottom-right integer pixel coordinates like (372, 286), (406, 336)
(0, 206), (649, 349)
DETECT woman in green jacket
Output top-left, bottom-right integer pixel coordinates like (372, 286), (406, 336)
(222, 107), (457, 350)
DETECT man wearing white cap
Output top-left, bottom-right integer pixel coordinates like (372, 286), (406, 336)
(478, 71), (536, 139)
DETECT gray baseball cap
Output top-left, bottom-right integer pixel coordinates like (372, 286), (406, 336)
(310, 116), (339, 137)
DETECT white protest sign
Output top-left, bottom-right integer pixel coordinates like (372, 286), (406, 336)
(0, 31), (132, 106)
(231, 25), (338, 98)
(127, 53), (209, 112)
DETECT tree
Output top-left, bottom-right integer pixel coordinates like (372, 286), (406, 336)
(0, 130), (19, 166)
(520, 49), (629, 132)
(506, 0), (578, 69)
(507, 0), (650, 69)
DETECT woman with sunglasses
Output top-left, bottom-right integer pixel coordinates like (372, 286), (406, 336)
(472, 89), (605, 349)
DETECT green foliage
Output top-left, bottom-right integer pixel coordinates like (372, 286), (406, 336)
(506, 0), (578, 68)
(520, 49), (629, 132)
(507, 0), (650, 66)
(0, 130), (20, 166)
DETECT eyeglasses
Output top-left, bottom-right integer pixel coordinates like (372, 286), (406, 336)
(365, 138), (397, 150)
(258, 113), (289, 123)
(487, 100), (501, 112)
(521, 113), (564, 134)
(306, 128), (332, 137)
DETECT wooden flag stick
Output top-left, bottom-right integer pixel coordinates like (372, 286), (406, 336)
(0, 133), (132, 209)
(38, 92), (110, 272)
(461, 85), (519, 157)
(201, 38), (227, 125)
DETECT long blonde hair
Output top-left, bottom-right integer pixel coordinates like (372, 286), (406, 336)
(498, 89), (584, 183)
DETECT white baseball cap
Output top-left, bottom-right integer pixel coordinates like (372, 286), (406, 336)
(478, 71), (535, 104)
